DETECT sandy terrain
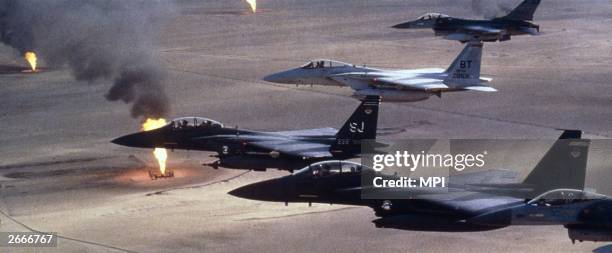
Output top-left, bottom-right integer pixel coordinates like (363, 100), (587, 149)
(1, 0), (612, 252)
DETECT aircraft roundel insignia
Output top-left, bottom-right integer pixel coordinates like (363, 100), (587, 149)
(364, 108), (373, 115)
(570, 148), (581, 158)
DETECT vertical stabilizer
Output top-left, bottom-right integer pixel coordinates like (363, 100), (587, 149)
(332, 96), (381, 155)
(444, 42), (485, 88)
(523, 130), (589, 194)
(498, 0), (542, 21)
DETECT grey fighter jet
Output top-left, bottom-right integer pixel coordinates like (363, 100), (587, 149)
(263, 42), (494, 102)
(229, 130), (605, 244)
(392, 0), (541, 42)
(112, 96), (381, 171)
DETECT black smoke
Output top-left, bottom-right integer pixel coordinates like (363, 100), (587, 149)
(471, 0), (515, 19)
(0, 0), (174, 119)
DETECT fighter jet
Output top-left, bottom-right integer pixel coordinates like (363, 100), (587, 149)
(229, 130), (603, 243)
(112, 96), (381, 171)
(469, 189), (612, 244)
(263, 41), (495, 102)
(392, 0), (541, 42)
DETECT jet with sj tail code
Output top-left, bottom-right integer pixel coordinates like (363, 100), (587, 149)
(112, 96), (381, 172)
(392, 0), (542, 42)
(263, 41), (494, 102)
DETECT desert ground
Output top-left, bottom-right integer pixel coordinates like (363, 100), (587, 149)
(2, 0), (612, 252)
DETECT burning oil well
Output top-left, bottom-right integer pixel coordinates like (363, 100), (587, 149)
(141, 118), (174, 179)
(23, 51), (37, 71)
(245, 0), (257, 13)
(0, 0), (179, 178)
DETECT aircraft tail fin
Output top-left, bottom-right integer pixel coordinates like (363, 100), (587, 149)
(332, 96), (380, 155)
(444, 41), (487, 88)
(523, 130), (589, 194)
(499, 0), (542, 21)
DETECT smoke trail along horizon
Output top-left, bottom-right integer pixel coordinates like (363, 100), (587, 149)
(0, 0), (174, 119)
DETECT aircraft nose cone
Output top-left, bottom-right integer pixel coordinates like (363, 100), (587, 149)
(111, 135), (132, 146)
(392, 21), (413, 29)
(263, 69), (300, 84)
(111, 132), (155, 148)
(229, 178), (291, 202)
(263, 72), (285, 83)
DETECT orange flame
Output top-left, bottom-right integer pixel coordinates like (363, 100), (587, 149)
(24, 51), (37, 71)
(246, 0), (256, 13)
(142, 118), (168, 174)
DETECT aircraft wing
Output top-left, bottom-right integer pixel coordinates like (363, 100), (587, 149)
(359, 186), (522, 217)
(374, 77), (449, 91)
(418, 192), (522, 216)
(247, 139), (332, 158)
(271, 127), (337, 137)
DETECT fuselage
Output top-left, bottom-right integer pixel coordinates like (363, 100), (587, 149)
(264, 41), (495, 102)
(263, 60), (465, 102)
(434, 18), (539, 42)
(113, 96), (382, 171)
(229, 154), (597, 234)
(265, 62), (448, 87)
(113, 123), (331, 152)
(229, 161), (524, 222)
(393, 14), (539, 42)
(112, 118), (339, 171)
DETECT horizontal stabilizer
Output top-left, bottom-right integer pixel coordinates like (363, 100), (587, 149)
(519, 26), (540, 35)
(463, 86), (497, 92)
(480, 77), (493, 83)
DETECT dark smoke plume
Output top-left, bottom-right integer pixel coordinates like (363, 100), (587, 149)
(0, 0), (174, 119)
(471, 0), (515, 19)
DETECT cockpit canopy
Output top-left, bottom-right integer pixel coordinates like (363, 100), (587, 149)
(527, 189), (607, 207)
(300, 59), (351, 69)
(170, 117), (223, 130)
(417, 13), (449, 21)
(295, 160), (365, 177)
